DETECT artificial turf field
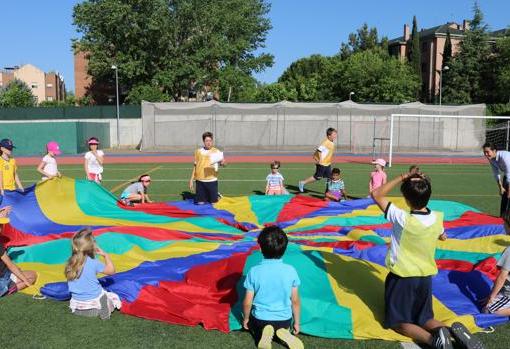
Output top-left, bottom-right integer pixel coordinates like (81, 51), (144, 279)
(0, 162), (505, 349)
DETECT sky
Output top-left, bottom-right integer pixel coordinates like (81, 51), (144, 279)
(1, 0), (509, 92)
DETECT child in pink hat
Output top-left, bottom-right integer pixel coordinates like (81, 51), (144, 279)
(369, 158), (387, 193)
(37, 141), (62, 181)
(84, 137), (104, 183)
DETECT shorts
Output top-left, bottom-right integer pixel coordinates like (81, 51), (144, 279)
(313, 164), (332, 180)
(195, 180), (218, 204)
(486, 294), (510, 314)
(248, 314), (291, 344)
(267, 186), (284, 195)
(0, 270), (17, 297)
(384, 272), (433, 328)
(326, 191), (342, 200)
(120, 191), (131, 200)
(87, 173), (102, 183)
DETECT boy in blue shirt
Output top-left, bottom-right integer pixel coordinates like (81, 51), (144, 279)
(242, 226), (303, 349)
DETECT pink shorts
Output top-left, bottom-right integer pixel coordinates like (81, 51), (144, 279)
(87, 173), (102, 183)
(267, 187), (283, 195)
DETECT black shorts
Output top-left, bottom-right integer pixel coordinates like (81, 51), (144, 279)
(195, 180), (218, 204)
(384, 272), (433, 329)
(313, 164), (332, 180)
(248, 314), (291, 344)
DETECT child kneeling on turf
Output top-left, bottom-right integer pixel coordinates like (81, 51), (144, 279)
(65, 228), (121, 319)
(371, 171), (483, 349)
(0, 206), (37, 297)
(242, 226), (303, 349)
(119, 174), (153, 206)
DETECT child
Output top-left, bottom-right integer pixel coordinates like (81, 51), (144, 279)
(189, 132), (225, 204)
(409, 165), (420, 175)
(298, 127), (337, 193)
(84, 137), (104, 183)
(0, 206), (37, 297)
(371, 171), (482, 349)
(0, 139), (24, 196)
(242, 226), (303, 349)
(266, 161), (285, 195)
(325, 167), (347, 202)
(37, 141), (62, 181)
(369, 158), (387, 193)
(65, 228), (121, 319)
(119, 174), (153, 206)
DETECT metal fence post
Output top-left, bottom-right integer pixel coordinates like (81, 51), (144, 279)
(506, 120), (510, 151)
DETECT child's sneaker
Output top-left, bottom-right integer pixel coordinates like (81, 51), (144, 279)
(257, 325), (274, 349)
(450, 322), (485, 349)
(432, 327), (453, 349)
(298, 181), (304, 193)
(275, 328), (304, 349)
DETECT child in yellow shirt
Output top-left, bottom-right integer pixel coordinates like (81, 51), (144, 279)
(0, 139), (24, 196)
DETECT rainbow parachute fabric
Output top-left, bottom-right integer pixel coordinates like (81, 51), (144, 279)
(1, 177), (509, 341)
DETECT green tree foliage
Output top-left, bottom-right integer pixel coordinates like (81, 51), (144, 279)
(408, 16), (422, 99)
(125, 85), (172, 104)
(253, 83), (297, 103)
(73, 0), (273, 101)
(340, 23), (387, 59)
(494, 35), (510, 103)
(0, 79), (37, 107)
(442, 29), (453, 69)
(39, 91), (78, 107)
(442, 3), (491, 104)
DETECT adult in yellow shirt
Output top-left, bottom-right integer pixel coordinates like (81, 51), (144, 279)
(0, 139), (24, 197)
(298, 128), (337, 193)
(189, 132), (225, 204)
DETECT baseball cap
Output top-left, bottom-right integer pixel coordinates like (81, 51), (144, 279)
(0, 139), (15, 150)
(371, 158), (387, 167)
(47, 141), (62, 155)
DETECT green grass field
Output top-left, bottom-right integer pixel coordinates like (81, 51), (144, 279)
(0, 162), (504, 348)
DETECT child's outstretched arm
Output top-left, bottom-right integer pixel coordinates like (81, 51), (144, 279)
(189, 166), (196, 191)
(37, 161), (54, 179)
(14, 169), (23, 191)
(371, 173), (411, 212)
(95, 247), (115, 275)
(242, 290), (254, 330)
(485, 268), (510, 307)
(265, 182), (269, 194)
(291, 287), (301, 334)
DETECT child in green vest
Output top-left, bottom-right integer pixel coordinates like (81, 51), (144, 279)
(371, 171), (484, 349)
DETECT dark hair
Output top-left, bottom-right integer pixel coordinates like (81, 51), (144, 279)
(270, 160), (281, 169)
(482, 142), (496, 150)
(257, 226), (288, 259)
(400, 174), (431, 209)
(331, 167), (341, 175)
(409, 164), (419, 172)
(326, 127), (337, 136)
(202, 132), (213, 141)
(137, 174), (151, 182)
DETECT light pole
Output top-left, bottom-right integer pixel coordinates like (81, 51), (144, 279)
(439, 65), (449, 106)
(349, 91), (355, 101)
(111, 65), (120, 147)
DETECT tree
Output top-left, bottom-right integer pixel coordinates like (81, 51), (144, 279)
(408, 16), (422, 100)
(494, 35), (510, 103)
(253, 83), (297, 103)
(125, 85), (171, 104)
(442, 2), (491, 104)
(442, 29), (453, 69)
(73, 0), (273, 102)
(0, 79), (37, 107)
(340, 23), (387, 59)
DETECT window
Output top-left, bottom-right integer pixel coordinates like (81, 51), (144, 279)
(31, 83), (38, 89)
(46, 96), (53, 101)
(46, 83), (53, 88)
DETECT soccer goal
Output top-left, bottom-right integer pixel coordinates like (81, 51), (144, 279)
(387, 114), (510, 167)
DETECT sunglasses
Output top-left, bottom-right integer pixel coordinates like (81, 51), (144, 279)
(271, 166), (279, 169)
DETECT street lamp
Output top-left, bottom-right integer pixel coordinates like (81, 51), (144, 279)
(349, 91), (355, 101)
(111, 65), (120, 147)
(439, 65), (449, 106)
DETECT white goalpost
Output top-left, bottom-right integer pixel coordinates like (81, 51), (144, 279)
(388, 114), (510, 167)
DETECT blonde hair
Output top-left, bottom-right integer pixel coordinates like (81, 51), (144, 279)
(64, 228), (96, 281)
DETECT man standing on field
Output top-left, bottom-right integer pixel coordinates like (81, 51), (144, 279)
(482, 142), (510, 217)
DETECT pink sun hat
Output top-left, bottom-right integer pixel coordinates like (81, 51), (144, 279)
(371, 158), (386, 167)
(47, 141), (62, 155)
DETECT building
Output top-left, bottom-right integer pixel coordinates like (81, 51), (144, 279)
(389, 21), (505, 102)
(0, 64), (65, 104)
(74, 50), (91, 101)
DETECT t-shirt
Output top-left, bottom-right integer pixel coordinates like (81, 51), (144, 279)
(42, 155), (58, 177)
(194, 147), (221, 182)
(316, 138), (335, 166)
(0, 157), (17, 190)
(266, 173), (284, 189)
(385, 202), (444, 277)
(122, 182), (145, 196)
(497, 247), (510, 296)
(0, 242), (7, 277)
(369, 170), (387, 192)
(68, 256), (105, 301)
(327, 179), (345, 193)
(243, 258), (300, 321)
(84, 150), (104, 174)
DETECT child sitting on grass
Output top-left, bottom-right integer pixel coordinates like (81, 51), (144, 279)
(371, 170), (484, 349)
(0, 206), (37, 297)
(265, 161), (285, 195)
(243, 226), (303, 349)
(65, 228), (121, 319)
(325, 167), (347, 202)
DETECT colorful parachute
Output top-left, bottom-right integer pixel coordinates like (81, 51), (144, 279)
(1, 177), (509, 341)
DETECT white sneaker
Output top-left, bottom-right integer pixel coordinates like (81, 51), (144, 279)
(298, 181), (304, 193)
